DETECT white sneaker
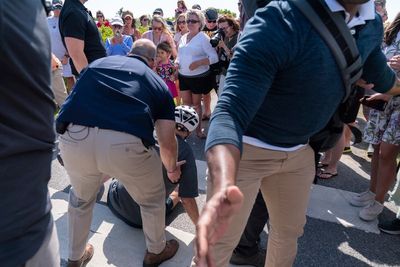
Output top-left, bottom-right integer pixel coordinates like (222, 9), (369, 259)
(350, 190), (375, 207)
(359, 201), (384, 221)
(367, 143), (374, 158)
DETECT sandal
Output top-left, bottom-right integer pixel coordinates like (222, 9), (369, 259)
(317, 162), (329, 169)
(343, 146), (352, 154)
(317, 171), (338, 179)
(348, 124), (362, 144)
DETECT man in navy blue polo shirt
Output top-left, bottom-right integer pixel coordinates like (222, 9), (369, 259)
(57, 39), (180, 267)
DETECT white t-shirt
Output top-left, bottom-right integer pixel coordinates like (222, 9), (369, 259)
(177, 32), (218, 76)
(174, 31), (185, 45)
(47, 16), (72, 77)
(47, 16), (66, 60)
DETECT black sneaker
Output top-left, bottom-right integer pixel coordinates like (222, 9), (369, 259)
(229, 249), (266, 267)
(378, 218), (400, 235)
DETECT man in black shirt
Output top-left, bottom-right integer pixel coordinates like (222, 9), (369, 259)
(0, 1), (59, 266)
(59, 0), (106, 76)
(203, 7), (218, 35)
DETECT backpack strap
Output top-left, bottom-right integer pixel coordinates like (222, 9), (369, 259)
(42, 0), (52, 16)
(288, 0), (363, 102)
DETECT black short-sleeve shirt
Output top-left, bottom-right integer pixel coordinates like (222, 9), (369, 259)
(59, 0), (106, 75)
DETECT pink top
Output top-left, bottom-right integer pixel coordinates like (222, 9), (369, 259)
(142, 30), (177, 57)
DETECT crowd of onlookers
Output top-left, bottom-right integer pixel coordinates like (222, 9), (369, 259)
(49, 0), (240, 138)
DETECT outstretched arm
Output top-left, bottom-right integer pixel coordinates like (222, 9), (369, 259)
(195, 144), (243, 267)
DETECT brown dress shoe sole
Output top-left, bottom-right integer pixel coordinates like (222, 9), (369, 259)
(143, 240), (179, 267)
(67, 244), (94, 267)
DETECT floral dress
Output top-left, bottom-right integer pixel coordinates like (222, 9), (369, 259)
(156, 61), (178, 97)
(363, 32), (400, 145)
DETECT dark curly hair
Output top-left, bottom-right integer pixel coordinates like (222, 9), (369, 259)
(217, 15), (240, 33)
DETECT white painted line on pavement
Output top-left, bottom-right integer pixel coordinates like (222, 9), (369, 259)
(307, 184), (379, 234)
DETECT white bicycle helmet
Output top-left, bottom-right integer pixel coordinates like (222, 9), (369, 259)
(175, 105), (199, 132)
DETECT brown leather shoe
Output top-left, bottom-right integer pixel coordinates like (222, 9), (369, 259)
(67, 244), (94, 267)
(143, 239), (179, 267)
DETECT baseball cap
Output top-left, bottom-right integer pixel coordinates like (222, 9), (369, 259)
(153, 8), (164, 16)
(52, 0), (63, 10)
(110, 17), (124, 27)
(192, 4), (201, 10)
(204, 8), (218, 21)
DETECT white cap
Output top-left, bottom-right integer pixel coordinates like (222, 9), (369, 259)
(110, 17), (124, 26)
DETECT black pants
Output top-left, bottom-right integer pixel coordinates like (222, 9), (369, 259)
(234, 191), (269, 256)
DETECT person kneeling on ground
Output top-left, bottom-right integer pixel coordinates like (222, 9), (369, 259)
(107, 105), (201, 226)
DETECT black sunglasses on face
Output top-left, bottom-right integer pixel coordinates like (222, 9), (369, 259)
(177, 20), (186, 25)
(207, 20), (217, 23)
(186, 19), (199, 24)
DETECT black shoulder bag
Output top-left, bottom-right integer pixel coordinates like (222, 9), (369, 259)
(289, 0), (365, 152)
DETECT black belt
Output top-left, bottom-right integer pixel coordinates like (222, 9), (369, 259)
(55, 121), (70, 134)
(141, 139), (153, 149)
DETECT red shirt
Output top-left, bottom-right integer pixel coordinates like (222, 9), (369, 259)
(97, 20), (111, 28)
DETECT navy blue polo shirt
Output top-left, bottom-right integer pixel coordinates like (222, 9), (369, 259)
(57, 55), (175, 144)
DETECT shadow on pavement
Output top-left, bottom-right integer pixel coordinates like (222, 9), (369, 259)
(294, 217), (400, 267)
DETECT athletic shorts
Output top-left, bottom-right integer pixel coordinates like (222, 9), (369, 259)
(178, 71), (216, 95)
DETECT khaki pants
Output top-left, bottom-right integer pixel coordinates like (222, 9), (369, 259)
(25, 219), (60, 267)
(59, 125), (166, 260)
(207, 143), (315, 267)
(51, 68), (67, 107)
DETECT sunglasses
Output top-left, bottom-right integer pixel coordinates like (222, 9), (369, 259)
(97, 15), (103, 18)
(153, 27), (163, 31)
(124, 17), (132, 20)
(207, 20), (217, 23)
(177, 20), (186, 25)
(142, 18), (149, 21)
(186, 19), (200, 24)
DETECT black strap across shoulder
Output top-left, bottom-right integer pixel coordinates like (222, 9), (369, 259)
(288, 0), (363, 102)
(42, 0), (52, 16)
